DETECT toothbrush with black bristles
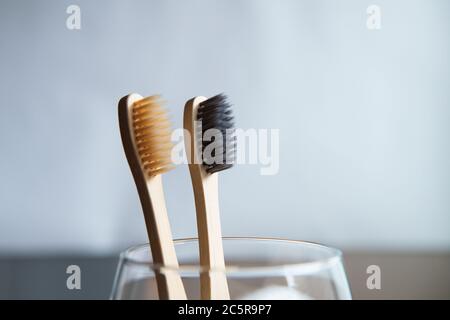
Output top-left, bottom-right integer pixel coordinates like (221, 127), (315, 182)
(184, 94), (235, 300)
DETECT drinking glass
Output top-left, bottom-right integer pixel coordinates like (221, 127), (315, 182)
(111, 237), (352, 300)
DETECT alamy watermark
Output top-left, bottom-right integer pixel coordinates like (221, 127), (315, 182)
(366, 264), (381, 290)
(366, 5), (381, 30)
(66, 265), (81, 290)
(66, 5), (81, 30)
(171, 125), (280, 176)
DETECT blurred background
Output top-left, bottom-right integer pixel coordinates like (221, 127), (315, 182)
(0, 0), (449, 299)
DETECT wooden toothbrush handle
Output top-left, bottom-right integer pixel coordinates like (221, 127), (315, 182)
(138, 176), (187, 300)
(192, 171), (230, 300)
(184, 96), (230, 299)
(119, 94), (186, 300)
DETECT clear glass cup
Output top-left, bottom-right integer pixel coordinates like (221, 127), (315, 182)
(111, 237), (352, 300)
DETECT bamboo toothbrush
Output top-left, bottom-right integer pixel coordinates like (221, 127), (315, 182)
(183, 94), (235, 300)
(118, 93), (187, 300)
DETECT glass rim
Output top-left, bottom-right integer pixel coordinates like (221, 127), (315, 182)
(120, 237), (343, 275)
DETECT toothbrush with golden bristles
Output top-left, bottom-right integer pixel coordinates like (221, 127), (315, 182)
(118, 93), (186, 300)
(183, 94), (235, 300)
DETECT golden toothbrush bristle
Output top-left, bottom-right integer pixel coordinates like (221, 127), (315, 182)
(131, 95), (174, 177)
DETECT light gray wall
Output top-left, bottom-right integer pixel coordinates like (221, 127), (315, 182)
(0, 0), (449, 254)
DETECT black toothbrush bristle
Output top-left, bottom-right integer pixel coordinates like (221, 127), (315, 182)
(197, 93), (236, 174)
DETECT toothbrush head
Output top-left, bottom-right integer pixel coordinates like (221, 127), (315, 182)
(197, 93), (236, 174)
(130, 95), (174, 177)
